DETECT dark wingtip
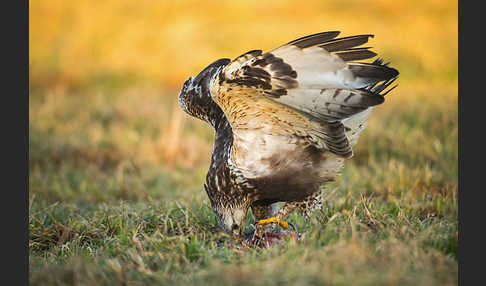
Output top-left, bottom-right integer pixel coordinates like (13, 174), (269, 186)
(287, 31), (341, 49)
(372, 57), (384, 65)
(335, 48), (377, 62)
(382, 82), (399, 96)
(372, 58), (399, 77)
(319, 34), (375, 53)
(371, 76), (399, 96)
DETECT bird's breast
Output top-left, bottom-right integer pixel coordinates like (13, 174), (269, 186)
(231, 131), (344, 202)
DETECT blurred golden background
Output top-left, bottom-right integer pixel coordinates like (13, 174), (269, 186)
(29, 0), (457, 201)
(29, 2), (458, 283)
(30, 0), (457, 91)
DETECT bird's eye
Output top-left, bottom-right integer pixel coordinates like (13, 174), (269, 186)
(183, 77), (192, 89)
(231, 224), (239, 231)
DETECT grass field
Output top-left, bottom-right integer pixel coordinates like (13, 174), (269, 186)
(30, 1), (457, 285)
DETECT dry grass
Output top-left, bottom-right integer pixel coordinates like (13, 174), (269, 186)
(29, 85), (457, 285)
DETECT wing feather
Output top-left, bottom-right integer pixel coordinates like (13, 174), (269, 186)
(285, 31), (341, 48)
(335, 48), (377, 61)
(210, 31), (399, 158)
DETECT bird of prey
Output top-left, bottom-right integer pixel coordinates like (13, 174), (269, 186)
(178, 31), (399, 239)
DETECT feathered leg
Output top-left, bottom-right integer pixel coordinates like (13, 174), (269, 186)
(257, 190), (324, 228)
(251, 203), (279, 221)
(296, 190), (324, 219)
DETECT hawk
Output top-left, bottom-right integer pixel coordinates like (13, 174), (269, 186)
(178, 31), (399, 239)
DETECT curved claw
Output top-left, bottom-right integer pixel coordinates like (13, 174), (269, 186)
(257, 217), (288, 229)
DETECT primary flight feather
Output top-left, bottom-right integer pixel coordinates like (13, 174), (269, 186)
(178, 31), (399, 238)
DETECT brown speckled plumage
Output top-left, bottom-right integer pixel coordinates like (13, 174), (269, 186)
(178, 31), (399, 236)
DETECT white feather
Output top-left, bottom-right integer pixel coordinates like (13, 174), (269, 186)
(343, 108), (372, 147)
(271, 45), (369, 90)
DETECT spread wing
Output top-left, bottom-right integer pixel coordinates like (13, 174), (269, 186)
(209, 31), (399, 158)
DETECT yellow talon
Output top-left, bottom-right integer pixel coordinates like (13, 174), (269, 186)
(257, 217), (288, 229)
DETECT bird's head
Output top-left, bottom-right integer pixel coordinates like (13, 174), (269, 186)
(178, 58), (231, 126)
(214, 204), (249, 239)
(204, 184), (250, 239)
